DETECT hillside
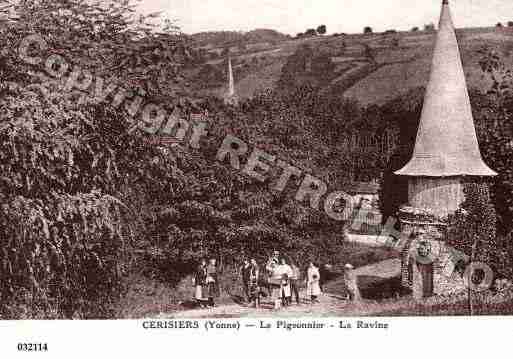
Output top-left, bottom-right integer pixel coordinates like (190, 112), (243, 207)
(191, 26), (513, 105)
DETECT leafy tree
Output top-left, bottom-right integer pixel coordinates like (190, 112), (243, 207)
(305, 28), (317, 37)
(363, 26), (373, 34)
(317, 25), (327, 35)
(474, 48), (513, 234)
(447, 183), (497, 270)
(0, 0), (192, 318)
(446, 182), (497, 315)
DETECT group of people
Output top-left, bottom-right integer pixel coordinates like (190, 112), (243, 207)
(241, 251), (323, 310)
(192, 251), (360, 310)
(193, 258), (220, 308)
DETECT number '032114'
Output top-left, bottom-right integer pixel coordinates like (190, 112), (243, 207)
(17, 343), (48, 352)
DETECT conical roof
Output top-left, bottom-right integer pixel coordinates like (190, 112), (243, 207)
(395, 0), (496, 177)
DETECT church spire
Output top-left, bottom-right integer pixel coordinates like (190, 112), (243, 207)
(395, 0), (496, 177)
(228, 56), (235, 97)
(224, 56), (239, 105)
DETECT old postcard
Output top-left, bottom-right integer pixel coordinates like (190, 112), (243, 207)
(1, 0), (512, 357)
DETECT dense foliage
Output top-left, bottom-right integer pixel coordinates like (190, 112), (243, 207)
(0, 0), (193, 318)
(474, 47), (513, 234)
(446, 182), (497, 268)
(0, 1), (381, 317)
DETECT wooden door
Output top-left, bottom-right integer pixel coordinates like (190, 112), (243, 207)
(419, 262), (434, 297)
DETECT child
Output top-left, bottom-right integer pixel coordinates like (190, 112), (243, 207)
(344, 263), (360, 302)
(306, 262), (321, 303)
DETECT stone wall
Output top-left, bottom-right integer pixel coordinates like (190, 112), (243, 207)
(399, 206), (467, 299)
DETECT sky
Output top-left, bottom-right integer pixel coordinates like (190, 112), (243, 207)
(137, 0), (513, 35)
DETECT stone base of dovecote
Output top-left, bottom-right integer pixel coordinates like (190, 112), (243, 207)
(398, 206), (466, 300)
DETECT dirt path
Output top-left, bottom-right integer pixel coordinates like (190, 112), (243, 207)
(355, 258), (401, 279)
(345, 234), (390, 247)
(155, 259), (402, 319)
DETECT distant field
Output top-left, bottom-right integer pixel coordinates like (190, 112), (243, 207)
(198, 26), (513, 105)
(344, 31), (513, 104)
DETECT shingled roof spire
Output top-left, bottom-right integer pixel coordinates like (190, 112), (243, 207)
(395, 0), (496, 177)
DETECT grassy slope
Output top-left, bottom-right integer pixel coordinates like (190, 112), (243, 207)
(345, 30), (513, 104)
(201, 27), (513, 105)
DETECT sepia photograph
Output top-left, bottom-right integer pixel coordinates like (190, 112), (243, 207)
(1, 0), (513, 355)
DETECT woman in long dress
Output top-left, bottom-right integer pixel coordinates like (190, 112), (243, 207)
(241, 258), (252, 302)
(206, 258), (220, 307)
(265, 251), (280, 297)
(279, 258), (293, 306)
(306, 262), (321, 303)
(194, 259), (207, 307)
(249, 259), (260, 308)
(271, 257), (293, 308)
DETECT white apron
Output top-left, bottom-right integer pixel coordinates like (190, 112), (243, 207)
(195, 285), (203, 300)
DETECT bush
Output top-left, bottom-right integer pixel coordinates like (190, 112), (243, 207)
(495, 232), (513, 280)
(446, 182), (498, 270)
(305, 28), (317, 37)
(317, 25), (327, 35)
